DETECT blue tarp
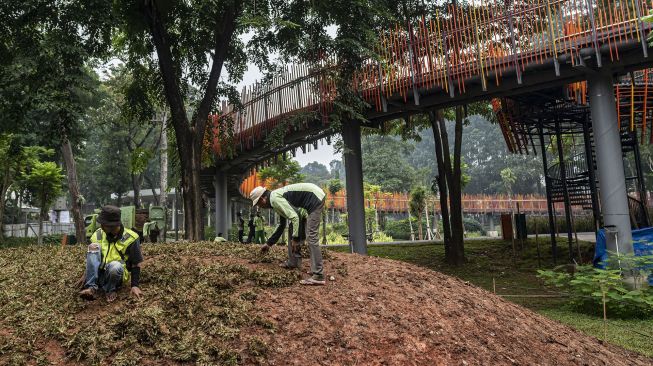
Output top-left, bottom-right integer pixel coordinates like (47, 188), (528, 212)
(594, 227), (653, 285)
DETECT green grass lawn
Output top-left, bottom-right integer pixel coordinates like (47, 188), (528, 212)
(329, 238), (653, 357)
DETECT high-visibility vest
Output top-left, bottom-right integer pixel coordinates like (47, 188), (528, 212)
(91, 227), (139, 284)
(254, 216), (265, 231)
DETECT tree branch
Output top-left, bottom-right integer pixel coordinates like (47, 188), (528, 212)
(192, 3), (241, 141)
(142, 2), (190, 149)
(136, 124), (157, 149)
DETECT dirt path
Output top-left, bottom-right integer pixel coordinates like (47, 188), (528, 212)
(249, 252), (652, 366)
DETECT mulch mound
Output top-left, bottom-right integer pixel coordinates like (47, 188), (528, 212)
(248, 252), (652, 366)
(1, 243), (651, 365)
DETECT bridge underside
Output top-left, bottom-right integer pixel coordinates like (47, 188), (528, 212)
(495, 72), (653, 263)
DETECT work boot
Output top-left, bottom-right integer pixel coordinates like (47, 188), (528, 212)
(299, 275), (325, 286)
(79, 287), (97, 301)
(279, 262), (299, 270)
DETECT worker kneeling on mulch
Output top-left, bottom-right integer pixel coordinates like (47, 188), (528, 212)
(78, 205), (144, 302)
(250, 183), (326, 285)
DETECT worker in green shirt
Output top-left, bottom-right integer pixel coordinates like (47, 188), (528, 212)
(253, 211), (266, 244)
(250, 183), (326, 285)
(214, 232), (227, 242)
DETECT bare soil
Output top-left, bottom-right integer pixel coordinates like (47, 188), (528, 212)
(248, 252), (653, 366)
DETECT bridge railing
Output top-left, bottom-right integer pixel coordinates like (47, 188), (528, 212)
(239, 170), (581, 214)
(325, 191), (581, 214)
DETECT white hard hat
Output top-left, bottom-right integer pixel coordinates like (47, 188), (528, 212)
(249, 186), (266, 206)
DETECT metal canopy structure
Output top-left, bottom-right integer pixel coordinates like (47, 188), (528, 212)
(494, 74), (652, 264)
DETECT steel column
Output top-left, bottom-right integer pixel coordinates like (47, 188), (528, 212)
(588, 73), (633, 255)
(538, 119), (558, 264)
(342, 120), (367, 255)
(582, 114), (601, 231)
(214, 172), (229, 239)
(554, 117), (575, 263)
(632, 130), (648, 209)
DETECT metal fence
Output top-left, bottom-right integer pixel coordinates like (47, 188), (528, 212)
(3, 222), (75, 238)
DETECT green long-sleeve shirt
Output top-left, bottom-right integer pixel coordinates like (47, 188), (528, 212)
(269, 183), (325, 239)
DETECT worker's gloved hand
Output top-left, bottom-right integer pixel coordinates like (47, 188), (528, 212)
(130, 286), (143, 299)
(260, 244), (271, 254)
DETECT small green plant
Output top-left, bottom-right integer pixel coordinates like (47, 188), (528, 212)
(372, 231), (393, 242)
(326, 231), (347, 244)
(538, 253), (653, 318)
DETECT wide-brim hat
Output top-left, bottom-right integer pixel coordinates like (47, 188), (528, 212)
(96, 205), (122, 226)
(250, 186), (266, 206)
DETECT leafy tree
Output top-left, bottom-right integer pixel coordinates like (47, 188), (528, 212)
(109, 66), (163, 208)
(0, 135), (34, 236)
(77, 126), (132, 207)
(112, 0), (408, 240)
(500, 168), (517, 197)
(361, 134), (420, 192)
(301, 161), (332, 187)
(329, 160), (345, 180)
(409, 186), (427, 240)
(258, 155), (304, 189)
(406, 117), (542, 195)
(0, 135), (18, 237)
(1, 0), (114, 244)
(18, 156), (64, 245)
(327, 178), (344, 223)
(363, 183), (382, 233)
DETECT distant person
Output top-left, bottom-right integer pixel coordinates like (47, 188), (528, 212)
(245, 212), (255, 243)
(254, 211), (267, 244)
(214, 232), (227, 243)
(237, 211), (245, 243)
(148, 222), (160, 243)
(79, 205), (143, 302)
(250, 183), (326, 285)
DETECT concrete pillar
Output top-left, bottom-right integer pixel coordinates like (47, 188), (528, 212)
(588, 73), (633, 254)
(214, 172), (229, 238)
(342, 120), (367, 255)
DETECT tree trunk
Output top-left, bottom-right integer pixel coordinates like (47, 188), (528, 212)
(61, 139), (86, 244)
(179, 140), (205, 240)
(142, 2), (239, 242)
(38, 207), (44, 245)
(417, 212), (423, 240)
(430, 111), (452, 250)
(424, 199), (432, 240)
(447, 106), (466, 265)
(159, 111), (169, 209)
(408, 210), (415, 241)
(0, 176), (10, 239)
(322, 208), (327, 244)
(145, 173), (159, 205)
(131, 172), (144, 208)
(374, 205), (379, 232)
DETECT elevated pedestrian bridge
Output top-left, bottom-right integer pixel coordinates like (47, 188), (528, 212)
(204, 1), (653, 253)
(207, 0), (653, 184)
